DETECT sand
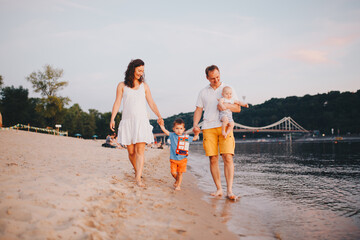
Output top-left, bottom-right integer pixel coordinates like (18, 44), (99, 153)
(0, 130), (238, 240)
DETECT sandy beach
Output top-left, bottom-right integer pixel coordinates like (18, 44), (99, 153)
(0, 130), (238, 239)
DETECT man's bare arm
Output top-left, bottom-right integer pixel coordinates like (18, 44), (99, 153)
(193, 107), (203, 135)
(218, 103), (241, 113)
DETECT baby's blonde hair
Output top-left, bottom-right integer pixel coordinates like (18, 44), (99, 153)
(222, 86), (232, 94)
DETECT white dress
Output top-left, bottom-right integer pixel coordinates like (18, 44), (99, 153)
(117, 83), (154, 145)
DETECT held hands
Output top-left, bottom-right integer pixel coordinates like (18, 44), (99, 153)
(157, 118), (164, 126)
(193, 126), (200, 141)
(193, 126), (201, 135)
(159, 119), (170, 136)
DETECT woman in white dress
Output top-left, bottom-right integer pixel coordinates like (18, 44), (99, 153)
(110, 59), (163, 187)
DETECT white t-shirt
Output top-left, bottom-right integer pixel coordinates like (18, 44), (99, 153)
(195, 82), (239, 130)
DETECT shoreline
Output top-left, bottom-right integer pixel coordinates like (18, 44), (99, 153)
(188, 141), (360, 240)
(0, 130), (238, 239)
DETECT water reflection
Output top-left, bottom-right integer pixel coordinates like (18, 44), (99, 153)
(235, 142), (360, 217)
(209, 197), (232, 224)
(189, 141), (360, 239)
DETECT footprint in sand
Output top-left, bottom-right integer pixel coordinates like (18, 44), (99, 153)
(172, 228), (187, 236)
(84, 220), (97, 228)
(109, 189), (126, 199)
(55, 218), (74, 231)
(110, 175), (121, 184)
(6, 163), (18, 167)
(212, 229), (222, 235)
(63, 190), (80, 197)
(0, 207), (32, 222)
(180, 208), (199, 216)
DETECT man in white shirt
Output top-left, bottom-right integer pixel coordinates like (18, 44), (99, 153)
(193, 65), (241, 200)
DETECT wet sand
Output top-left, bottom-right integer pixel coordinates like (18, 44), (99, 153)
(0, 130), (238, 239)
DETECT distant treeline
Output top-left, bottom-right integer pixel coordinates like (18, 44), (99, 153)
(151, 90), (360, 135)
(0, 86), (121, 139)
(1, 85), (359, 138)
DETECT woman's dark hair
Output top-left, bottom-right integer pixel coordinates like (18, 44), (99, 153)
(124, 59), (145, 88)
(205, 65), (219, 77)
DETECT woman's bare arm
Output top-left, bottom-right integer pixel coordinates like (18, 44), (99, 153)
(144, 83), (163, 125)
(110, 82), (124, 131)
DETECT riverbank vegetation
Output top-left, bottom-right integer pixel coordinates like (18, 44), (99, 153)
(151, 90), (360, 135)
(1, 68), (359, 138)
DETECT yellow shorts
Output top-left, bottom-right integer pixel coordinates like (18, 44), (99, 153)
(202, 127), (235, 156)
(170, 158), (188, 173)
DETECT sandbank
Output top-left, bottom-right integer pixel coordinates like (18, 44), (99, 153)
(0, 130), (238, 239)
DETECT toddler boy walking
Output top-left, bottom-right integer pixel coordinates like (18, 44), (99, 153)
(160, 118), (199, 190)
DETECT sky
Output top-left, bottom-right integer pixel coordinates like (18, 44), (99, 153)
(1, 0), (359, 119)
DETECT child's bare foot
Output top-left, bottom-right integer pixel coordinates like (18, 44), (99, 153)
(222, 131), (227, 138)
(210, 189), (223, 197)
(175, 186), (181, 191)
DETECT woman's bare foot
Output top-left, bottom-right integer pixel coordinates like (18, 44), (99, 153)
(136, 180), (145, 187)
(175, 186), (181, 191)
(210, 189), (223, 197)
(173, 181), (179, 188)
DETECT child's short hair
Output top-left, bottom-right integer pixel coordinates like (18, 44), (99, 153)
(173, 118), (185, 128)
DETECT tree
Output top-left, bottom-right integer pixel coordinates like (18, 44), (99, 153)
(35, 96), (69, 126)
(0, 86), (41, 126)
(26, 65), (68, 97)
(0, 75), (3, 127)
(62, 105), (121, 139)
(92, 111), (121, 139)
(62, 104), (83, 137)
(26, 65), (70, 126)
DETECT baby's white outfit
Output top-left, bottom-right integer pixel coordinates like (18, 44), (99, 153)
(219, 98), (234, 122)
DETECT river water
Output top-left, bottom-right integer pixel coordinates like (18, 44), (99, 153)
(188, 141), (360, 240)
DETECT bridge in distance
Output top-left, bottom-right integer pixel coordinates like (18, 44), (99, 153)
(154, 117), (309, 139)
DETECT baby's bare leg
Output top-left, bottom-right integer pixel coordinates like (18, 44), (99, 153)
(225, 121), (235, 138)
(221, 116), (229, 138)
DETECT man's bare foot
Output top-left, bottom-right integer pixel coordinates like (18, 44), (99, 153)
(226, 193), (238, 201)
(210, 189), (223, 197)
(175, 186), (181, 191)
(173, 181), (179, 188)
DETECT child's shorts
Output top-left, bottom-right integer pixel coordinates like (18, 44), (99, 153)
(170, 158), (188, 173)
